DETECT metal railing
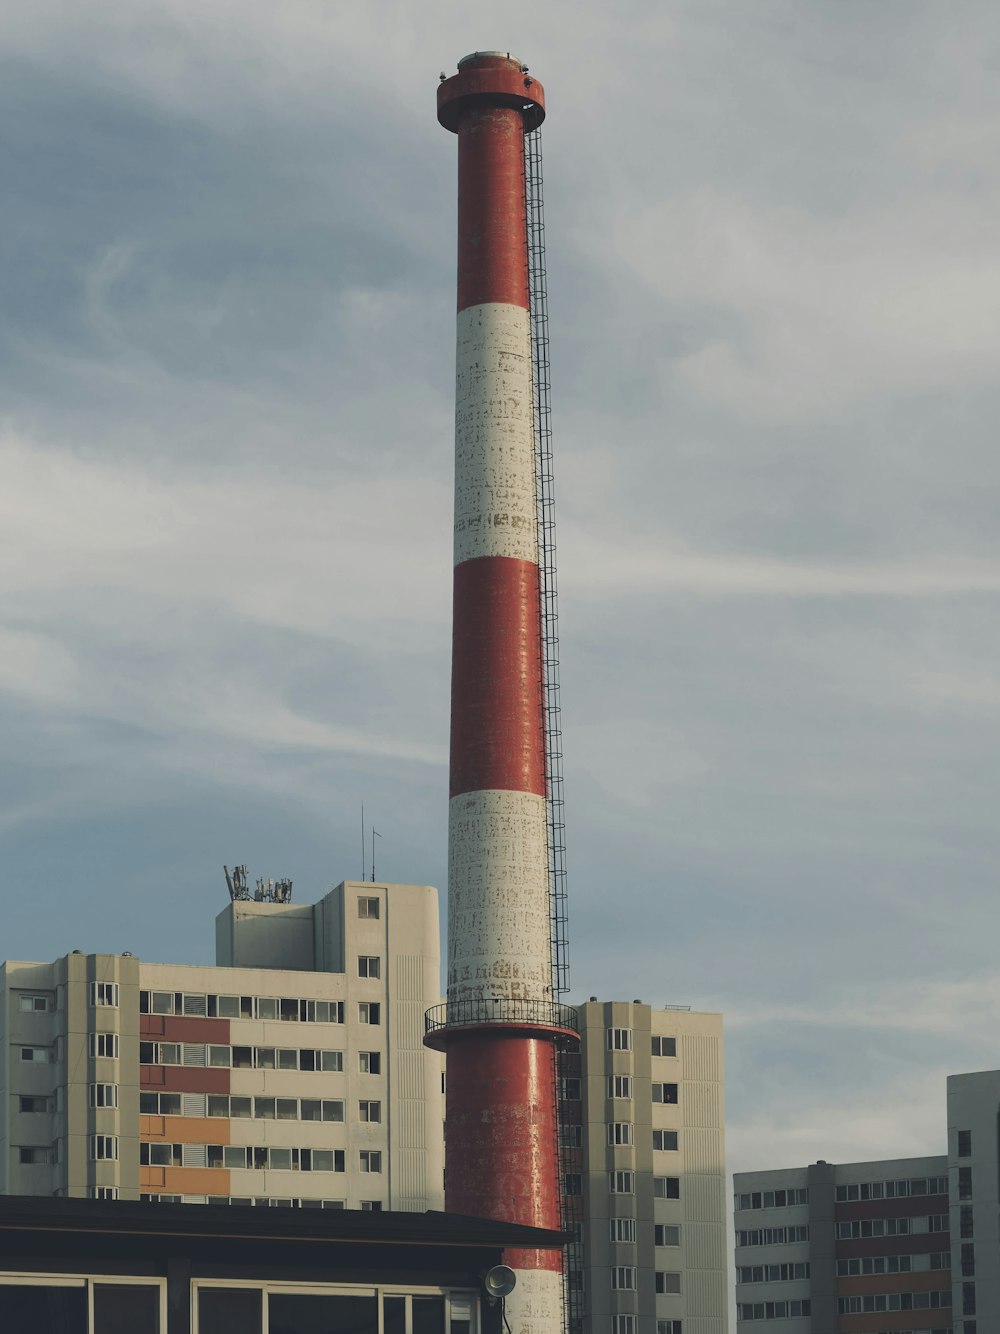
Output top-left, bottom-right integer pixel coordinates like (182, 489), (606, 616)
(424, 997), (578, 1036)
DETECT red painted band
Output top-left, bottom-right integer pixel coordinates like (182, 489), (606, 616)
(140, 1067), (230, 1094)
(457, 107), (530, 312)
(140, 1014), (230, 1043)
(451, 556), (545, 798)
(445, 1033), (562, 1268)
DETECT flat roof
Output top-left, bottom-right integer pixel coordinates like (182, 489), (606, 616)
(0, 1196), (568, 1250)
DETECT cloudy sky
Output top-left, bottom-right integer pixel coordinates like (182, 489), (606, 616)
(4, 0), (1000, 1178)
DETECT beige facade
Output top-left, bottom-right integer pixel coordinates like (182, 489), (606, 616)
(570, 1001), (728, 1334)
(0, 881), (444, 1211)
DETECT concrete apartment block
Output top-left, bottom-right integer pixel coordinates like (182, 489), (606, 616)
(569, 1000), (728, 1334)
(734, 1156), (951, 1334)
(1, 881), (444, 1211)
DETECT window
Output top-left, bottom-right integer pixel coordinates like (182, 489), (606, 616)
(959, 1167), (973, 1200)
(612, 1318), (637, 1334)
(358, 956), (381, 978)
(563, 1174), (582, 1196)
(610, 1218), (636, 1243)
(651, 1036), (676, 1057)
(89, 1032), (119, 1059)
(739, 1303), (810, 1322)
(610, 1170), (634, 1194)
(962, 1243), (975, 1277)
(611, 1267), (636, 1291)
(608, 1075), (632, 1099)
(90, 1186), (119, 1199)
(560, 1123), (583, 1147)
(961, 1205), (974, 1238)
(18, 994), (50, 1013)
(90, 982), (119, 1007)
(360, 1150), (382, 1173)
(607, 1027), (632, 1051)
(19, 1046), (51, 1063)
(655, 1273), (681, 1295)
(18, 1096), (48, 1113)
(358, 896), (380, 919)
(609, 1122), (633, 1145)
(655, 1225), (681, 1247)
(958, 1129), (973, 1157)
(91, 1134), (119, 1160)
(560, 1078), (581, 1101)
(736, 1226), (809, 1246)
(653, 1130), (678, 1151)
(654, 1176), (680, 1199)
(360, 1200), (383, 1211)
(359, 1100), (381, 1123)
(657, 1323), (683, 1334)
(89, 1083), (118, 1108)
(358, 1002), (381, 1025)
(652, 1083), (678, 1104)
(360, 1051), (381, 1074)
(18, 1146), (50, 1165)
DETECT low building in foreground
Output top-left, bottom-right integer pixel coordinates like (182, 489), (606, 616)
(0, 1192), (563, 1334)
(0, 880), (444, 1210)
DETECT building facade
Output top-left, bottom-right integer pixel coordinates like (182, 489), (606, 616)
(0, 881), (444, 1210)
(0, 1193), (563, 1334)
(734, 1157), (952, 1334)
(946, 1069), (1000, 1334)
(565, 1001), (728, 1334)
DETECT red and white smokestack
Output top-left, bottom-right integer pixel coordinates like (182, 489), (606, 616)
(425, 52), (575, 1334)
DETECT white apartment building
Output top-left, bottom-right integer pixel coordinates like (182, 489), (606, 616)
(0, 880), (444, 1210)
(565, 1000), (728, 1334)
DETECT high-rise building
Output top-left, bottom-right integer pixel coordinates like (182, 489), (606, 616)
(566, 1000), (728, 1334)
(946, 1069), (1000, 1333)
(1, 880), (444, 1209)
(733, 1156), (952, 1334)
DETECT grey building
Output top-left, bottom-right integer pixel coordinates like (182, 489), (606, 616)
(733, 1156), (952, 1334)
(566, 1000), (728, 1334)
(947, 1069), (1000, 1333)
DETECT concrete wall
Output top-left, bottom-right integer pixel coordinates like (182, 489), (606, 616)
(578, 1001), (728, 1334)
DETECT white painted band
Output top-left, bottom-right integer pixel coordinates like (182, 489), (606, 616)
(448, 788), (552, 1003)
(504, 1266), (564, 1334)
(455, 302), (538, 566)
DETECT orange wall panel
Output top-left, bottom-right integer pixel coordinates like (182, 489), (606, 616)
(161, 1167), (230, 1195)
(159, 1116), (229, 1145)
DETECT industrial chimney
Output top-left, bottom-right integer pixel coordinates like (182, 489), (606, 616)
(424, 51), (577, 1334)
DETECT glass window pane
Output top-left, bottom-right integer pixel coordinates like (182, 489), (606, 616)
(92, 1284), (159, 1334)
(0, 1284), (87, 1333)
(269, 1293), (377, 1334)
(413, 1297), (446, 1334)
(199, 1288), (262, 1334)
(384, 1295), (406, 1334)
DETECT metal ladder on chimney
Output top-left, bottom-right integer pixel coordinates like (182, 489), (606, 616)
(526, 121), (584, 1334)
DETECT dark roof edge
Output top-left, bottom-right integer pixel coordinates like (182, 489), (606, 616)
(0, 1197), (567, 1248)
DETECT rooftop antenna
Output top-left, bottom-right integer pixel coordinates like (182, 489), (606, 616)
(224, 864), (290, 903)
(224, 865), (250, 901)
(371, 827), (381, 883)
(361, 803), (365, 882)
